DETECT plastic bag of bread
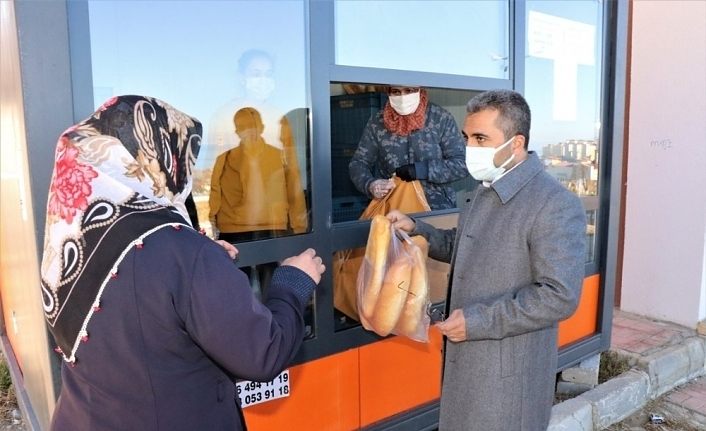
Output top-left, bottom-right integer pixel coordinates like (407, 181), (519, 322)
(333, 177), (431, 321)
(356, 215), (431, 342)
(393, 231), (431, 342)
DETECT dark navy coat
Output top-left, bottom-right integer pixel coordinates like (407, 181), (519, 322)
(50, 227), (314, 430)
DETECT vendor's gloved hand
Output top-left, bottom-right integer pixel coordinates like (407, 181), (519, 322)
(395, 164), (416, 182)
(368, 178), (395, 199)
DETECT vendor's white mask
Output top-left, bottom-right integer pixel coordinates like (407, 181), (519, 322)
(465, 137), (515, 182)
(389, 92), (421, 116)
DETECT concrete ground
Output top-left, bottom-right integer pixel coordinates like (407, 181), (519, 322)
(606, 311), (706, 430)
(550, 309), (706, 430)
(606, 376), (706, 430)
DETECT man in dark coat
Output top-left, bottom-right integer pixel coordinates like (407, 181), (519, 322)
(388, 89), (586, 430)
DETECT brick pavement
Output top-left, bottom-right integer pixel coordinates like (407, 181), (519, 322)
(665, 375), (706, 416)
(611, 309), (697, 355)
(611, 309), (706, 422)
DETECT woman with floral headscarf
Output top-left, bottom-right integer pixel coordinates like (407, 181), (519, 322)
(41, 95), (324, 430)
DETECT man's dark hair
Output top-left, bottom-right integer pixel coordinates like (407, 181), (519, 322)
(466, 90), (531, 149)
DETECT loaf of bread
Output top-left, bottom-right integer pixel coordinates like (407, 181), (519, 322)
(369, 255), (413, 336)
(360, 215), (392, 319)
(394, 236), (430, 337)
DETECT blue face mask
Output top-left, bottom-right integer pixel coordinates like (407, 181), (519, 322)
(465, 137), (515, 182)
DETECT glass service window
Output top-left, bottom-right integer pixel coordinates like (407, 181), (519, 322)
(330, 82), (477, 224)
(524, 0), (604, 264)
(243, 261), (315, 339)
(85, 0), (311, 241)
(334, 1), (510, 79)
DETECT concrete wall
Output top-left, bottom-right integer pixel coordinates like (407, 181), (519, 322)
(621, 0), (706, 327)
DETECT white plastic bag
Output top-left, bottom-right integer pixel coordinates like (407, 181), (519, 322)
(356, 215), (430, 342)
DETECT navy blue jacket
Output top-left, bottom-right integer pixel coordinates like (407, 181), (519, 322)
(50, 227), (315, 430)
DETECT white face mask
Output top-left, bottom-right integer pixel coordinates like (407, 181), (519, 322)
(245, 76), (275, 101)
(389, 92), (421, 116)
(465, 137), (515, 182)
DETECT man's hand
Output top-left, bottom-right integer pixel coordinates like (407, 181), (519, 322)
(215, 240), (238, 260)
(368, 178), (395, 199)
(436, 309), (467, 343)
(395, 164), (416, 182)
(282, 248), (326, 285)
(386, 209), (415, 233)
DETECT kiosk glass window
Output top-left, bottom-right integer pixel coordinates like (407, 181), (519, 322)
(334, 1), (510, 79)
(330, 83), (477, 224)
(330, 84), (476, 331)
(524, 0), (603, 264)
(85, 0), (311, 241)
(82, 0), (315, 336)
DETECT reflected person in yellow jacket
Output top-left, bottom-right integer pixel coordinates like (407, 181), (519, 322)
(209, 107), (308, 243)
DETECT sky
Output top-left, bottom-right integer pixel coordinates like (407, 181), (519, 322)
(84, 0), (603, 152)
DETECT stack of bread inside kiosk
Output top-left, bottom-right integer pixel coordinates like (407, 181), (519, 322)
(357, 215), (431, 341)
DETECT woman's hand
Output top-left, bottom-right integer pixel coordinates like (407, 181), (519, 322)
(215, 240), (239, 260)
(282, 248), (326, 284)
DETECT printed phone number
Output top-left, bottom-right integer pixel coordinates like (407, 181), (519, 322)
(236, 369), (290, 408)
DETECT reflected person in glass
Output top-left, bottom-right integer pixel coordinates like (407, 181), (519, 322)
(206, 49), (307, 237)
(348, 85), (468, 210)
(209, 107), (307, 299)
(209, 107), (307, 243)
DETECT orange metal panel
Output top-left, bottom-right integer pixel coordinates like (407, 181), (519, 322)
(359, 328), (443, 427)
(245, 275), (597, 430)
(558, 275), (601, 347)
(244, 348), (360, 431)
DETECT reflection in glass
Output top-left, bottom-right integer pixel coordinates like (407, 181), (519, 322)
(541, 140), (599, 196)
(209, 107), (308, 242)
(205, 48), (310, 240)
(85, 1), (310, 238)
(585, 210), (596, 264)
(334, 0), (510, 79)
(525, 1), (604, 263)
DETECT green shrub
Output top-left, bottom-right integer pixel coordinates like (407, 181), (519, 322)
(0, 360), (12, 395)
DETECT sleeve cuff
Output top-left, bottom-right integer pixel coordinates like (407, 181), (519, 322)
(410, 218), (432, 237)
(270, 265), (316, 305)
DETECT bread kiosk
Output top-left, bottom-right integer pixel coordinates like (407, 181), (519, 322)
(1, 1), (627, 429)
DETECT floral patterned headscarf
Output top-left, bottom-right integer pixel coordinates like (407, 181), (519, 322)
(40, 95), (202, 364)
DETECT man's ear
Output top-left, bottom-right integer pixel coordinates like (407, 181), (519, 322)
(512, 135), (526, 151)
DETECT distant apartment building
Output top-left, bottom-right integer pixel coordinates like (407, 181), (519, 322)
(542, 139), (598, 196)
